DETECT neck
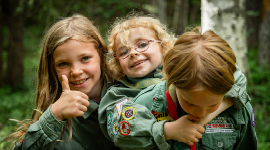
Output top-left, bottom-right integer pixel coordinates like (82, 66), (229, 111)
(88, 79), (103, 103)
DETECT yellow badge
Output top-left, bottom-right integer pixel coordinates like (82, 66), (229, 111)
(122, 107), (135, 120)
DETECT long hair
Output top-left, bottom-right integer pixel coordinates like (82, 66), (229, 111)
(164, 26), (237, 95)
(107, 12), (175, 80)
(4, 14), (112, 143)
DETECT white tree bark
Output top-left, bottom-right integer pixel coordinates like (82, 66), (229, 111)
(201, 0), (247, 74)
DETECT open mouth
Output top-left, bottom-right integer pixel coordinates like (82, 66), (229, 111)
(131, 60), (147, 67)
(71, 78), (89, 85)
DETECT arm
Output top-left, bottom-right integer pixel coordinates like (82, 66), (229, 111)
(197, 98), (233, 124)
(14, 106), (66, 150)
(99, 87), (170, 150)
(225, 64), (251, 109)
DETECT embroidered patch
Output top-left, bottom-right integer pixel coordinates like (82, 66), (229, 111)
(152, 112), (170, 121)
(251, 108), (255, 127)
(111, 121), (119, 135)
(205, 117), (234, 133)
(107, 111), (113, 124)
(119, 121), (130, 136)
(115, 98), (129, 119)
(122, 107), (135, 120)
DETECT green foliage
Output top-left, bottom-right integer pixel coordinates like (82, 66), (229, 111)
(248, 48), (270, 149)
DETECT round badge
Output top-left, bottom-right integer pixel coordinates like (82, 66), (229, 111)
(107, 111), (113, 124)
(122, 107), (135, 120)
(119, 121), (130, 136)
(111, 121), (119, 135)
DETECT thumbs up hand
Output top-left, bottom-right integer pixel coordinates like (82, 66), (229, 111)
(51, 75), (90, 121)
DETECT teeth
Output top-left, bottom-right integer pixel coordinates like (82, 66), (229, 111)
(133, 60), (145, 67)
(72, 79), (87, 85)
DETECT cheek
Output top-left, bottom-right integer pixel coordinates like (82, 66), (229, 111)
(207, 104), (221, 113)
(179, 101), (193, 114)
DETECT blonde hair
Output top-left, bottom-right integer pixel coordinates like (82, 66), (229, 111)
(164, 26), (236, 95)
(107, 12), (175, 80)
(4, 14), (112, 143)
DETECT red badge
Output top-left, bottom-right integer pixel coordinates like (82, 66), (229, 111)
(119, 121), (130, 136)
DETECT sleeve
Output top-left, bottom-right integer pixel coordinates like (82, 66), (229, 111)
(14, 106), (66, 150)
(98, 88), (170, 150)
(233, 102), (258, 150)
(225, 64), (251, 109)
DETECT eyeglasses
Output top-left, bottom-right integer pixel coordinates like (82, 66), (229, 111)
(113, 39), (161, 60)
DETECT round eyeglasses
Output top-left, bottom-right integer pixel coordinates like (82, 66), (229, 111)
(113, 39), (161, 60)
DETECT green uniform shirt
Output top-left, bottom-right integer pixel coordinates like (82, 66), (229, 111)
(14, 82), (119, 150)
(98, 65), (251, 150)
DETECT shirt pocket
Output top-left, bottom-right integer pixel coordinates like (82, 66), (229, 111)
(200, 132), (237, 150)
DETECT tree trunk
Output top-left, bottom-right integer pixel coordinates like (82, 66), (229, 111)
(157, 0), (167, 24)
(0, 1), (3, 87)
(5, 0), (24, 89)
(246, 0), (262, 49)
(173, 0), (189, 36)
(258, 0), (270, 67)
(201, 0), (248, 75)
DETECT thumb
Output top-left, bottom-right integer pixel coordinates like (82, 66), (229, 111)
(62, 75), (70, 92)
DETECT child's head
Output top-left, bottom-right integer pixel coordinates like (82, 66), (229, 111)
(107, 13), (175, 79)
(164, 26), (237, 118)
(34, 14), (109, 120)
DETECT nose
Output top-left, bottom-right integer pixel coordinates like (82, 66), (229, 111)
(70, 65), (83, 76)
(129, 47), (141, 57)
(194, 108), (207, 118)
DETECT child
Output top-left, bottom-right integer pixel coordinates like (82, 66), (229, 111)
(98, 14), (250, 149)
(163, 26), (257, 149)
(3, 14), (119, 149)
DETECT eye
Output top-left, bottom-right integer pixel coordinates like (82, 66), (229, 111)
(58, 62), (68, 67)
(136, 40), (148, 49)
(118, 48), (130, 56)
(82, 56), (90, 61)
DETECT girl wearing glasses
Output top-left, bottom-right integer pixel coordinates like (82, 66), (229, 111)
(98, 13), (250, 149)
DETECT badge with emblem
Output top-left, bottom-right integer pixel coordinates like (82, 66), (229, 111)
(115, 97), (129, 119)
(119, 121), (130, 136)
(107, 111), (113, 124)
(122, 107), (135, 120)
(111, 121), (119, 135)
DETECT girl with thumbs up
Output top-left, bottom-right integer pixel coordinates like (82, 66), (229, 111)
(3, 14), (119, 150)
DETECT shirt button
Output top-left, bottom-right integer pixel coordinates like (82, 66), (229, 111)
(218, 142), (223, 148)
(54, 127), (59, 132)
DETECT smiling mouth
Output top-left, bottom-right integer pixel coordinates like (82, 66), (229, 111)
(71, 78), (89, 85)
(131, 60), (146, 67)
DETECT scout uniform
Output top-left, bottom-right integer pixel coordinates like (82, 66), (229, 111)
(14, 82), (119, 150)
(166, 85), (257, 150)
(98, 65), (252, 150)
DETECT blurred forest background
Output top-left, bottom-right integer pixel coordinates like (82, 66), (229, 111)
(0, 0), (269, 149)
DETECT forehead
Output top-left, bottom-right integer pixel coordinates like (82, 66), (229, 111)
(176, 87), (224, 107)
(115, 27), (157, 47)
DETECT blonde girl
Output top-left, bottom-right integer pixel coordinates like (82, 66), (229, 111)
(4, 14), (118, 150)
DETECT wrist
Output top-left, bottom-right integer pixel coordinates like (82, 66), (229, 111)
(51, 104), (63, 121)
(163, 121), (173, 141)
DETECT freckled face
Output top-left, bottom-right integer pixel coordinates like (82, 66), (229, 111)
(53, 40), (102, 97)
(175, 87), (225, 118)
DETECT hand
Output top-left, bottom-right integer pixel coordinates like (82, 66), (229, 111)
(163, 114), (205, 146)
(51, 75), (90, 121)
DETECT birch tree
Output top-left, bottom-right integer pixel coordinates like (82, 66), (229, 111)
(201, 0), (247, 74)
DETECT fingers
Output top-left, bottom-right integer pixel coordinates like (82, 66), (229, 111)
(197, 124), (205, 133)
(62, 75), (70, 92)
